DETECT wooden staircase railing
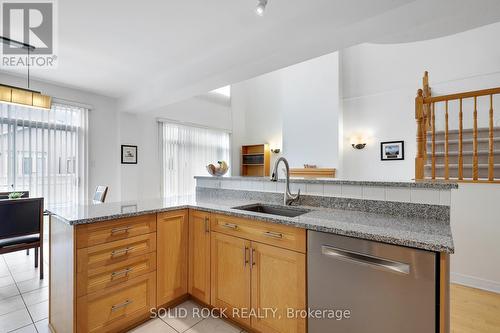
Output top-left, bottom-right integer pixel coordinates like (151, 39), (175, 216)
(415, 71), (500, 183)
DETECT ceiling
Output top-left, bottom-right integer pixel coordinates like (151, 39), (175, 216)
(2, 0), (500, 112)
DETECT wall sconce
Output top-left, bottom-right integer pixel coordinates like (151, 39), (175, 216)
(352, 143), (366, 150)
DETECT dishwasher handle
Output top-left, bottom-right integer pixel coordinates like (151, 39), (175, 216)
(321, 245), (410, 275)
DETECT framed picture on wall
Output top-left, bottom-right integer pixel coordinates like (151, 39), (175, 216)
(381, 141), (404, 161)
(121, 145), (138, 164)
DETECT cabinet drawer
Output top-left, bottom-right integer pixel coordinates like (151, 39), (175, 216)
(211, 214), (306, 253)
(76, 214), (156, 249)
(77, 234), (156, 270)
(77, 252), (156, 297)
(77, 272), (156, 333)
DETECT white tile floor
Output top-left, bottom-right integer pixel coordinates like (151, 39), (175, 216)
(0, 220), (245, 333)
(0, 250), (49, 333)
(131, 301), (246, 333)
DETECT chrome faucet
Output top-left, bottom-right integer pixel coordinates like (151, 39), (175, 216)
(270, 157), (300, 206)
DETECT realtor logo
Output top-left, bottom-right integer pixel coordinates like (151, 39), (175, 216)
(1, 0), (57, 67)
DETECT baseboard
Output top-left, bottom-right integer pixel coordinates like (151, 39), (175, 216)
(451, 272), (500, 293)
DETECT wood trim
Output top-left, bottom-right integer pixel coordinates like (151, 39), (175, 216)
(440, 253), (450, 333)
(423, 86), (500, 104)
(289, 168), (336, 179)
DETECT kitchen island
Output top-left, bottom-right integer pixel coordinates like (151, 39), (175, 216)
(47, 179), (455, 333)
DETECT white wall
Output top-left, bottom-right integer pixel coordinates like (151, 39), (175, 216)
(451, 184), (500, 292)
(231, 52), (340, 175)
(341, 22), (500, 180)
(119, 95), (232, 201)
(0, 73), (121, 202)
(340, 22), (500, 292)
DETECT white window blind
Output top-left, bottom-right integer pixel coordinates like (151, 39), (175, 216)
(0, 102), (88, 207)
(160, 122), (230, 197)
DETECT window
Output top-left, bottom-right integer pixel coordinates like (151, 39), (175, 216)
(160, 122), (230, 197)
(0, 102), (88, 206)
(22, 157), (32, 175)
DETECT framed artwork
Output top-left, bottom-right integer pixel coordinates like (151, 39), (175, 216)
(381, 141), (404, 161)
(121, 145), (138, 164)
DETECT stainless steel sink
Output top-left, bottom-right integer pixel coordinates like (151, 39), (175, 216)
(231, 203), (310, 217)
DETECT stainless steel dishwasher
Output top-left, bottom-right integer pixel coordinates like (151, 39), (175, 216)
(308, 230), (437, 333)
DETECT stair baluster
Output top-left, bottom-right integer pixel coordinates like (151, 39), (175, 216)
(473, 97), (479, 180)
(445, 101), (449, 180)
(432, 102), (436, 179)
(489, 95), (494, 181)
(458, 99), (464, 180)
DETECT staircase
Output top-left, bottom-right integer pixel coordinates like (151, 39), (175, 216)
(425, 127), (500, 180)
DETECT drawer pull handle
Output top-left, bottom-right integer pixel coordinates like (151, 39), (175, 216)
(110, 226), (132, 234)
(111, 267), (133, 278)
(111, 247), (134, 257)
(204, 217), (210, 233)
(111, 299), (133, 311)
(222, 223), (238, 230)
(263, 231), (283, 239)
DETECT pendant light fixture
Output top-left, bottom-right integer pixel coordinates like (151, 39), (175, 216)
(255, 0), (268, 16)
(0, 36), (52, 110)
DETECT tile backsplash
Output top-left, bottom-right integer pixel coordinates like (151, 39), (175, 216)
(196, 177), (453, 206)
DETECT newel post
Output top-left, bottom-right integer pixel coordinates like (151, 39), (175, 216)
(415, 89), (425, 180)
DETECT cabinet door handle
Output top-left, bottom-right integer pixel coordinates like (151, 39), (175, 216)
(111, 247), (134, 257)
(111, 267), (133, 278)
(111, 299), (133, 311)
(244, 247), (249, 266)
(222, 223), (238, 230)
(263, 231), (283, 239)
(204, 217), (210, 233)
(251, 248), (256, 267)
(110, 226), (132, 235)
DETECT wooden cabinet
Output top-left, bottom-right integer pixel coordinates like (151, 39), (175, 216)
(211, 232), (252, 326)
(251, 242), (306, 333)
(210, 214), (306, 333)
(156, 210), (189, 307)
(76, 214), (157, 249)
(212, 213), (306, 253)
(76, 272), (156, 333)
(51, 209), (307, 333)
(188, 210), (211, 304)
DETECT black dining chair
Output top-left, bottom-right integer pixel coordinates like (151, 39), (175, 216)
(0, 197), (44, 279)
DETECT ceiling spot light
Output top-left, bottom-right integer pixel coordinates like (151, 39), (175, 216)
(255, 0), (268, 16)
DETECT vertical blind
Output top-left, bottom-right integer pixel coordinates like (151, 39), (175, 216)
(0, 102), (88, 207)
(160, 122), (230, 197)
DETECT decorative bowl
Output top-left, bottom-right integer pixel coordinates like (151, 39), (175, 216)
(206, 161), (229, 177)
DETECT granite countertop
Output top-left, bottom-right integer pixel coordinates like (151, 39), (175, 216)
(47, 195), (454, 253)
(194, 176), (459, 189)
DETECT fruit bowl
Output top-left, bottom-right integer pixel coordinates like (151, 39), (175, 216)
(206, 161), (229, 176)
